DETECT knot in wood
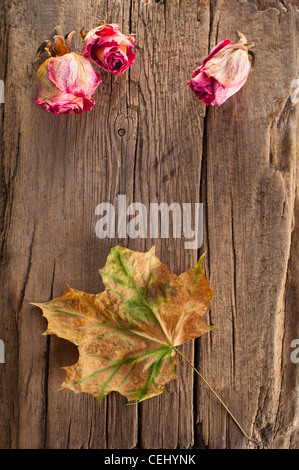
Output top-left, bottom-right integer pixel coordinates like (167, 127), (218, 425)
(118, 128), (126, 137)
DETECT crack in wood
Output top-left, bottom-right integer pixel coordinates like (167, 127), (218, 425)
(17, 223), (35, 321)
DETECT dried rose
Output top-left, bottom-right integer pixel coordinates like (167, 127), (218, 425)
(81, 22), (136, 75)
(187, 32), (254, 106)
(35, 33), (102, 115)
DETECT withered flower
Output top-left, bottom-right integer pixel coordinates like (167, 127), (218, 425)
(35, 32), (102, 115)
(81, 22), (136, 75)
(187, 32), (254, 106)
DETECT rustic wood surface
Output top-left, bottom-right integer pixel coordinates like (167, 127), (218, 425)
(0, 0), (298, 449)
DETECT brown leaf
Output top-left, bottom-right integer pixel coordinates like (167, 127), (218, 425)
(34, 246), (213, 403)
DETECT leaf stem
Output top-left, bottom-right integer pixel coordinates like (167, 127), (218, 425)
(173, 346), (259, 445)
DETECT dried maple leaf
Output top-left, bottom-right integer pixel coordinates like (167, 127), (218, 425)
(34, 246), (213, 403)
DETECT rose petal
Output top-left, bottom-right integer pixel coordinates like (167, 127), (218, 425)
(204, 45), (251, 87)
(202, 39), (232, 66)
(35, 56), (98, 115)
(35, 92), (95, 115)
(48, 52), (102, 97)
(187, 72), (216, 106)
(82, 23), (136, 74)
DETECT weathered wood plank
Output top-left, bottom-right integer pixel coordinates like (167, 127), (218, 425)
(0, 0), (298, 450)
(131, 0), (209, 449)
(196, 0), (299, 448)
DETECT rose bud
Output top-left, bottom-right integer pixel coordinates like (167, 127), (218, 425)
(35, 32), (102, 115)
(81, 22), (136, 75)
(187, 32), (254, 106)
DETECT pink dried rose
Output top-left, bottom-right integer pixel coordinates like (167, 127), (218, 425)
(187, 32), (254, 106)
(81, 22), (136, 75)
(35, 32), (102, 115)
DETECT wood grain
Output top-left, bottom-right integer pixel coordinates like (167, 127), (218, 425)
(0, 0), (298, 449)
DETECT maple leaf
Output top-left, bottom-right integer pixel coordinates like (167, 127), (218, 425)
(34, 246), (213, 403)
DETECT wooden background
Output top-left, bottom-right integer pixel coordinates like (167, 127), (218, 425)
(0, 0), (298, 449)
